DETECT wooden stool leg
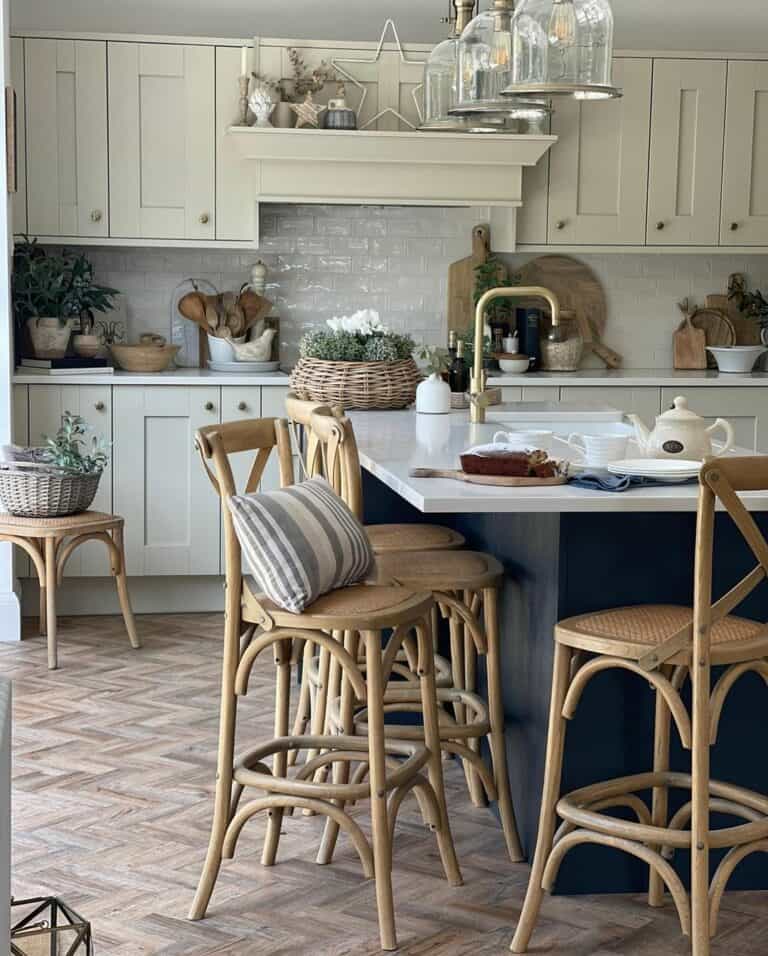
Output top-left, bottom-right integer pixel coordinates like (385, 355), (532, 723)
(288, 640), (313, 766)
(510, 642), (572, 954)
(483, 586), (523, 863)
(364, 629), (397, 952)
(691, 661), (712, 953)
(111, 526), (140, 649)
(649, 673), (673, 907)
(36, 538), (46, 636)
(44, 537), (58, 670)
(263, 637), (292, 866)
(317, 630), (359, 865)
(189, 601), (240, 920)
(416, 618), (463, 888)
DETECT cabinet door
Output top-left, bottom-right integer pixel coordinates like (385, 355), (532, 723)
(28, 385), (113, 576)
(11, 38), (27, 235)
(108, 43), (215, 240)
(560, 386), (661, 423)
(660, 387), (768, 451)
(25, 39), (108, 238)
(548, 58), (652, 245)
(647, 60), (726, 245)
(261, 387), (298, 491)
(113, 387), (220, 575)
(721, 61), (768, 246)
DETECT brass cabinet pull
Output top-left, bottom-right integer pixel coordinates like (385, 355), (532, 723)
(730, 222), (739, 231)
(90, 209), (102, 223)
(199, 213), (210, 225)
(205, 401), (215, 412)
(555, 220), (566, 230)
(238, 402), (247, 412)
(656, 221), (665, 230)
(94, 401), (105, 412)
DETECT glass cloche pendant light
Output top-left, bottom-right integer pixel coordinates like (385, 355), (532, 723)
(450, 0), (550, 126)
(421, 0), (479, 131)
(502, 0), (621, 100)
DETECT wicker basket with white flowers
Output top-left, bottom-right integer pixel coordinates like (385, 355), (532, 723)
(290, 310), (421, 410)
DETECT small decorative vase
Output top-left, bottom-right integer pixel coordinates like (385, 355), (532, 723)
(248, 81), (276, 128)
(416, 373), (451, 415)
(272, 101), (296, 129)
(27, 317), (73, 359)
(323, 84), (357, 130)
(72, 334), (101, 358)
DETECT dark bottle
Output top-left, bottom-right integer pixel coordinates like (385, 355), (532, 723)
(447, 329), (457, 361)
(449, 339), (470, 394)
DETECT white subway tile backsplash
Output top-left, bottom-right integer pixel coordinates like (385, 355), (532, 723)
(78, 202), (768, 370)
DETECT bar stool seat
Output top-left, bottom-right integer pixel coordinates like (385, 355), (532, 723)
(557, 604), (768, 664)
(373, 549), (503, 592)
(365, 523), (465, 554)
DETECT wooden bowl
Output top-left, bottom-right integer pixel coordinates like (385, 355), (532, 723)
(110, 344), (180, 373)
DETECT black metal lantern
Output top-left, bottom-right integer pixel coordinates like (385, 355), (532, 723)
(11, 896), (93, 955)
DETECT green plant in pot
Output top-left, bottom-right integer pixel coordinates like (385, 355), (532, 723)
(12, 238), (119, 360)
(42, 411), (110, 475)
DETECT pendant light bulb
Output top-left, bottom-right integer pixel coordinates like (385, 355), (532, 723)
(548, 0), (577, 47)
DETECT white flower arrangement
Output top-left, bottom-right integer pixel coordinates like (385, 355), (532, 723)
(298, 309), (415, 363)
(325, 309), (388, 337)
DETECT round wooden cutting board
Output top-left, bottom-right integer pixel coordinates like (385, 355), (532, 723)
(519, 254), (608, 337)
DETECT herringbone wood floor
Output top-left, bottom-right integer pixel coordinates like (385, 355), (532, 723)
(3, 614), (768, 955)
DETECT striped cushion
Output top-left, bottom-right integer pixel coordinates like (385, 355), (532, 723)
(227, 477), (375, 614)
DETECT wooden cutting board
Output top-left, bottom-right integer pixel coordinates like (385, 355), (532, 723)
(519, 254), (621, 368)
(705, 293), (762, 345)
(409, 468), (567, 487)
(673, 314), (707, 369)
(447, 224), (493, 333)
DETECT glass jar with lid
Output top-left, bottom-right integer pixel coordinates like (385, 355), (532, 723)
(422, 0), (476, 130)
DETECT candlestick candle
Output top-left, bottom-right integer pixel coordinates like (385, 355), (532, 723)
(240, 46), (248, 76)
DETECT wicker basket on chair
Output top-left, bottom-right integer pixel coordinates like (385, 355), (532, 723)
(290, 357), (421, 410)
(0, 462), (101, 517)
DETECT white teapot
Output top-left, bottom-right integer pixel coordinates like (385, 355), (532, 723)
(628, 396), (735, 461)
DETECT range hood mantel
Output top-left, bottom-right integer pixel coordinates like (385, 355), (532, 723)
(227, 126), (556, 252)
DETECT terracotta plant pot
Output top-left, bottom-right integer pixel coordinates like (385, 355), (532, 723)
(27, 317), (73, 359)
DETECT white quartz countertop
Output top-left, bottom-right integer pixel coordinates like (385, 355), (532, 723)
(12, 368), (293, 386)
(350, 408), (768, 514)
(487, 368), (768, 387)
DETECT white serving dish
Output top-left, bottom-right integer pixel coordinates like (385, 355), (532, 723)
(208, 360), (281, 373)
(607, 458), (702, 481)
(498, 356), (530, 373)
(707, 345), (767, 373)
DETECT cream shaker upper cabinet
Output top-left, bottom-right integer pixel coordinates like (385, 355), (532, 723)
(647, 60), (726, 246)
(11, 39), (27, 235)
(721, 61), (768, 246)
(24, 39), (108, 238)
(547, 58), (652, 245)
(108, 43), (215, 240)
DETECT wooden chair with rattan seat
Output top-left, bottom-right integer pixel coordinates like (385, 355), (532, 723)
(189, 416), (462, 952)
(301, 410), (524, 865)
(284, 392), (465, 555)
(511, 457), (768, 956)
(0, 510), (140, 669)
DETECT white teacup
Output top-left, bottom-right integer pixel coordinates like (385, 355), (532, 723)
(493, 429), (554, 454)
(566, 433), (628, 467)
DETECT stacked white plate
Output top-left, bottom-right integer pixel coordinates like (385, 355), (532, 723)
(606, 459), (702, 482)
(208, 360), (281, 373)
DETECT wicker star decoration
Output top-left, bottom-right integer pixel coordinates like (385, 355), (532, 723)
(289, 92), (326, 129)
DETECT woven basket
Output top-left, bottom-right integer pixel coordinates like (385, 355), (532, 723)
(0, 463), (101, 517)
(290, 357), (422, 410)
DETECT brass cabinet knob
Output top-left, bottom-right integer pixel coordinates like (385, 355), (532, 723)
(656, 221), (665, 230)
(205, 401), (215, 412)
(90, 209), (102, 223)
(730, 221), (739, 231)
(199, 213), (210, 225)
(555, 220), (566, 230)
(238, 401), (247, 412)
(94, 401), (105, 411)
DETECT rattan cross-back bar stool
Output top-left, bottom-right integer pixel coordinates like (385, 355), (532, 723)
(511, 457), (768, 956)
(301, 409), (524, 864)
(0, 510), (140, 669)
(189, 416), (462, 952)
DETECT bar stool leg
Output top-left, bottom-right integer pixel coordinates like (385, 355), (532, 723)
(44, 537), (57, 670)
(416, 618), (463, 888)
(36, 538), (46, 637)
(510, 642), (572, 954)
(111, 525), (141, 649)
(483, 586), (523, 863)
(649, 675), (673, 907)
(288, 640), (314, 766)
(364, 628), (397, 952)
(263, 637), (292, 866)
(691, 659), (712, 953)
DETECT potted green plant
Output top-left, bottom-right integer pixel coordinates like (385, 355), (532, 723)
(291, 311), (420, 409)
(12, 238), (119, 360)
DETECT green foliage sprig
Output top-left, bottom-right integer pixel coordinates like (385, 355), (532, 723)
(253, 48), (337, 103)
(300, 328), (415, 363)
(417, 345), (449, 376)
(473, 258), (520, 325)
(12, 238), (119, 329)
(41, 412), (110, 475)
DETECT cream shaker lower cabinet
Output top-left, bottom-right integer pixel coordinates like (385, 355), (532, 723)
(560, 386), (661, 422)
(660, 387), (768, 452)
(27, 384), (113, 576)
(113, 386), (220, 575)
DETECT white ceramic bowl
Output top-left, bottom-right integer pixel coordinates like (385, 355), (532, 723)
(707, 345), (767, 373)
(207, 333), (246, 363)
(498, 355), (531, 374)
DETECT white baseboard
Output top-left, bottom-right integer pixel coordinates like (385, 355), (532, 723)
(20, 576), (226, 617)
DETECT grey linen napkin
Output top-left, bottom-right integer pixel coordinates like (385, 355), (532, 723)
(570, 472), (698, 493)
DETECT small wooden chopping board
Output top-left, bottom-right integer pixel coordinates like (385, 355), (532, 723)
(673, 314), (707, 369)
(410, 468), (567, 487)
(447, 224), (493, 333)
